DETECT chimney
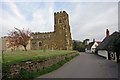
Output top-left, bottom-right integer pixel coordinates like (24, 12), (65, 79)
(106, 29), (109, 37)
(93, 39), (95, 42)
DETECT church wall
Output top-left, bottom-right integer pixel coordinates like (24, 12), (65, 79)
(2, 11), (73, 51)
(31, 11), (73, 50)
(31, 32), (56, 50)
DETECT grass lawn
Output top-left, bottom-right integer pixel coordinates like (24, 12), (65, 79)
(2, 50), (78, 65)
(20, 54), (79, 79)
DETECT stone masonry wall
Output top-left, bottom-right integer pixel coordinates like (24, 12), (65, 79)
(2, 52), (78, 78)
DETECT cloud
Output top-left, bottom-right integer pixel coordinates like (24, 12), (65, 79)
(30, 2), (54, 32)
(1, 0), (29, 36)
(5, 0), (25, 21)
(1, 0), (120, 2)
(68, 2), (118, 41)
(1, 10), (28, 36)
(1, 1), (55, 35)
(1, 2), (118, 42)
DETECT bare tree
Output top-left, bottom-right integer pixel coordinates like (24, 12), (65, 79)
(7, 27), (31, 51)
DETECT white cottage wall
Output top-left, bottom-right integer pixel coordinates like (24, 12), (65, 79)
(98, 50), (108, 59)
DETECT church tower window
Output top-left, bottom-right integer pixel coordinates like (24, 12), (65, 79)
(58, 18), (62, 23)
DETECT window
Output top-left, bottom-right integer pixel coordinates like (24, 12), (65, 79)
(39, 42), (42, 47)
(32, 42), (36, 47)
(58, 18), (62, 23)
(95, 45), (97, 47)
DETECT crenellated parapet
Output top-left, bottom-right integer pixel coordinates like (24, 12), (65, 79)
(32, 31), (55, 35)
(31, 31), (55, 40)
(2, 11), (72, 51)
(54, 11), (69, 26)
(54, 11), (68, 16)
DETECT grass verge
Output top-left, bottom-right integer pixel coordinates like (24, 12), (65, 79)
(3, 50), (77, 65)
(18, 53), (79, 79)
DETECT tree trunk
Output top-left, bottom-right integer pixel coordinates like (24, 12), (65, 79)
(23, 45), (27, 51)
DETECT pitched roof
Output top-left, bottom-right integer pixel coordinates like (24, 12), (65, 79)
(86, 42), (94, 50)
(115, 37), (120, 46)
(97, 32), (120, 51)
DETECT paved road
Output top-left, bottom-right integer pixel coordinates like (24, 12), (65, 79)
(38, 52), (118, 78)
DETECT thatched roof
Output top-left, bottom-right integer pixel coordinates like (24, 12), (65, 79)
(97, 32), (120, 51)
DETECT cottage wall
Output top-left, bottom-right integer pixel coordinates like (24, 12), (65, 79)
(91, 42), (99, 53)
(85, 42), (99, 53)
(98, 50), (108, 59)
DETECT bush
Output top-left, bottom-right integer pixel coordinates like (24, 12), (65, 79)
(73, 40), (85, 52)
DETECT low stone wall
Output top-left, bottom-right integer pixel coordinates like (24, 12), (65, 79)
(2, 52), (78, 78)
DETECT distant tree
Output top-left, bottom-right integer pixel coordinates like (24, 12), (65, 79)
(73, 40), (85, 52)
(7, 27), (31, 51)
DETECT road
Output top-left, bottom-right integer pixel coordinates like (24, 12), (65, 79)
(38, 52), (118, 78)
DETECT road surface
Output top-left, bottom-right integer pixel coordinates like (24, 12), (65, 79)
(38, 52), (118, 78)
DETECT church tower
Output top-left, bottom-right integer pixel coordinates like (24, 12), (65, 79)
(54, 11), (72, 50)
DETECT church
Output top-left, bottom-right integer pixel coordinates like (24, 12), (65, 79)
(2, 11), (73, 51)
(30, 11), (72, 50)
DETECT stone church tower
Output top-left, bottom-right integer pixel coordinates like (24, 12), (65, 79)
(30, 11), (73, 50)
(54, 11), (72, 50)
(1, 11), (73, 51)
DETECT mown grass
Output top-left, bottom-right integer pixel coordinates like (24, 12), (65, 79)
(19, 53), (79, 79)
(2, 50), (77, 65)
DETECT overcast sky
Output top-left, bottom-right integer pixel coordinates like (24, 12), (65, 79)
(0, 0), (119, 42)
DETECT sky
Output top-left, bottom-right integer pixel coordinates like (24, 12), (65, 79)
(0, 0), (119, 42)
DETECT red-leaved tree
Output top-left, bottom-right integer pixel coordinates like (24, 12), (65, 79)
(7, 27), (31, 51)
